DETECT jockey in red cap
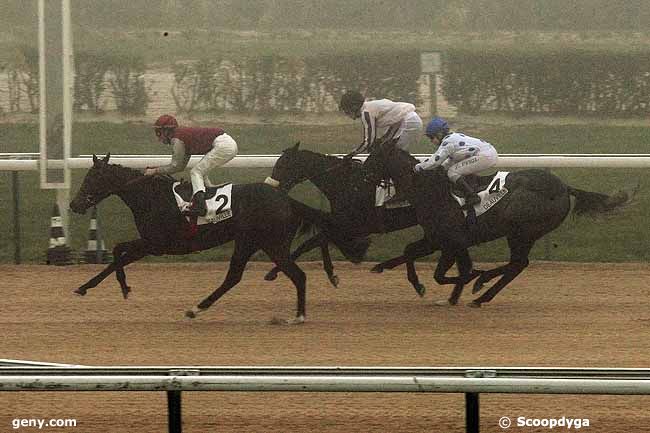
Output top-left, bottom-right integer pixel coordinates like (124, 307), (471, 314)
(146, 114), (238, 217)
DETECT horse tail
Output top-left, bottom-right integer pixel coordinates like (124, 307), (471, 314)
(568, 186), (629, 216)
(288, 198), (370, 263)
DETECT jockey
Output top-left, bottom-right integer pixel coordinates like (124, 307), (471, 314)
(339, 91), (423, 203)
(144, 114), (238, 217)
(414, 117), (498, 207)
(339, 90), (423, 156)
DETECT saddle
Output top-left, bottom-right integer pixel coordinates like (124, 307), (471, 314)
(172, 181), (229, 202)
(449, 173), (497, 197)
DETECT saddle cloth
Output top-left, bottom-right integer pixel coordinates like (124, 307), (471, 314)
(452, 171), (510, 218)
(375, 181), (410, 209)
(172, 182), (234, 225)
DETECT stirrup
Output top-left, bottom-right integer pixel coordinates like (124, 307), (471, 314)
(463, 194), (480, 207)
(183, 202), (207, 217)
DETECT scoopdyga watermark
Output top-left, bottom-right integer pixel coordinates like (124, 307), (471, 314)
(499, 416), (590, 429)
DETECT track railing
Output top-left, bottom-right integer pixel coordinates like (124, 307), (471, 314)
(2, 366), (650, 433)
(3, 153), (650, 170)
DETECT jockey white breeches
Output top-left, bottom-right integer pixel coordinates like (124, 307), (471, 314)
(446, 148), (498, 183)
(190, 133), (238, 194)
(394, 111), (423, 151)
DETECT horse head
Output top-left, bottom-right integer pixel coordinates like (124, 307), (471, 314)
(371, 137), (417, 183)
(70, 153), (141, 214)
(265, 142), (358, 193)
(264, 142), (306, 192)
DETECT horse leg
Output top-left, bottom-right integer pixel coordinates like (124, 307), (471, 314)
(471, 264), (509, 294)
(469, 239), (534, 308)
(446, 249), (477, 305)
(371, 237), (434, 272)
(368, 238), (434, 298)
(433, 250), (472, 306)
(404, 239), (436, 297)
(185, 238), (258, 319)
(264, 232), (326, 281)
(318, 239), (338, 287)
(74, 239), (149, 298)
(262, 243), (307, 325)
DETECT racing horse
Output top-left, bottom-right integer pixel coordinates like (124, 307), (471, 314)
(69, 154), (369, 323)
(264, 142), (476, 296)
(373, 138), (628, 307)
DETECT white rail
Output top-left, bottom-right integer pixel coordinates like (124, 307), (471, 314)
(2, 374), (650, 394)
(2, 366), (650, 433)
(2, 154), (650, 170)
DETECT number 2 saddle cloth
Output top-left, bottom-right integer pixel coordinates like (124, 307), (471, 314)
(172, 182), (234, 225)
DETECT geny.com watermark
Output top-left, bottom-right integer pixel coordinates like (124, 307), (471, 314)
(499, 416), (590, 429)
(11, 418), (77, 430)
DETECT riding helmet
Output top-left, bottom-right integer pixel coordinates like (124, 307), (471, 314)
(154, 114), (179, 130)
(339, 91), (365, 116)
(425, 117), (449, 138)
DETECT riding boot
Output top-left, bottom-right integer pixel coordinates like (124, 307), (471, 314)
(457, 177), (480, 208)
(183, 191), (207, 217)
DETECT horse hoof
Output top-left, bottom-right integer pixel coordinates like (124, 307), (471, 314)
(415, 285), (426, 298)
(328, 275), (339, 287)
(121, 287), (131, 300)
(185, 306), (203, 319)
(264, 271), (278, 281)
(287, 315), (305, 325)
(370, 264), (383, 273)
(73, 288), (87, 296)
(433, 299), (451, 307)
(468, 301), (482, 308)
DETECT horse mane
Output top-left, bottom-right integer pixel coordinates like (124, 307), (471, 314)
(291, 148), (364, 179)
(100, 162), (176, 191)
(106, 162), (143, 179)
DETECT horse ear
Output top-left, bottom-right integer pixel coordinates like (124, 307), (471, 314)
(92, 154), (99, 165)
(293, 142), (300, 150)
(103, 153), (111, 163)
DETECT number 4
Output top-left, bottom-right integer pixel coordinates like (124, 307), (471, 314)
(488, 178), (501, 194)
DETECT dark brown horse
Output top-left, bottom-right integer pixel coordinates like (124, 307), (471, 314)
(264, 142), (476, 297)
(373, 139), (628, 306)
(69, 154), (369, 323)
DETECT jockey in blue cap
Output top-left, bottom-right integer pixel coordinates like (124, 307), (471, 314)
(414, 117), (498, 207)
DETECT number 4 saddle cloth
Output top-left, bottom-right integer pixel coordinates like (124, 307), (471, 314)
(451, 171), (510, 218)
(172, 182), (234, 225)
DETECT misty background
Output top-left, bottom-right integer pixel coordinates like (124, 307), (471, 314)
(2, 0), (650, 31)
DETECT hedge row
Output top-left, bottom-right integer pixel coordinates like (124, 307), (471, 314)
(170, 51), (421, 113)
(443, 50), (650, 115)
(2, 47), (148, 115)
(3, 47), (650, 117)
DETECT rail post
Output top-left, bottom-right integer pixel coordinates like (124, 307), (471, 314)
(167, 390), (182, 433)
(465, 392), (480, 433)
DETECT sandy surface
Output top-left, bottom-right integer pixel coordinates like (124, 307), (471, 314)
(1, 261), (650, 432)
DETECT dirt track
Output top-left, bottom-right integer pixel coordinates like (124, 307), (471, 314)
(1, 261), (650, 432)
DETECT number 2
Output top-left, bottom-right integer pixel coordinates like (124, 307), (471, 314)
(215, 194), (228, 212)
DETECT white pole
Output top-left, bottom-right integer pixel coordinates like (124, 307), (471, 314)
(37, 0), (47, 188)
(62, 0), (72, 190)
